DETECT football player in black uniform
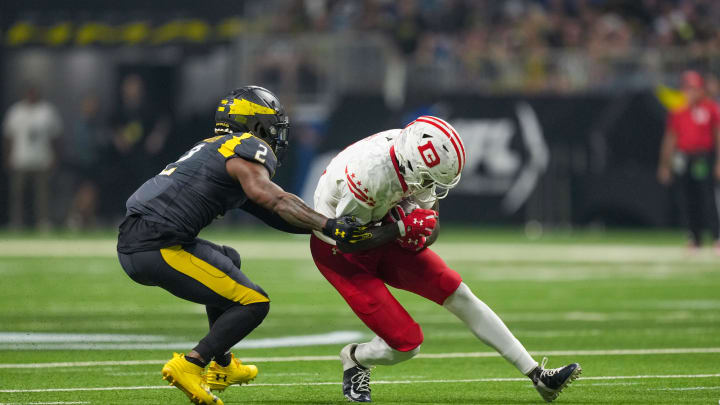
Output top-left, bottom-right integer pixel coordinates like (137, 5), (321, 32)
(117, 86), (364, 405)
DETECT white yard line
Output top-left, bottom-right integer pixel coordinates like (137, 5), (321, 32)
(2, 374), (720, 393)
(1, 347), (718, 369)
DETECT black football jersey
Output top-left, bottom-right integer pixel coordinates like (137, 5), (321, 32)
(117, 133), (278, 253)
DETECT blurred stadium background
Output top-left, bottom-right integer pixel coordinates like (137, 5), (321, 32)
(2, 1), (720, 404)
(1, 0), (719, 232)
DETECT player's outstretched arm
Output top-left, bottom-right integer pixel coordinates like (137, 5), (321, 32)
(227, 157), (329, 231)
(227, 157), (363, 245)
(240, 199), (311, 234)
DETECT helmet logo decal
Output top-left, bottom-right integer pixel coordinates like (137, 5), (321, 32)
(418, 141), (441, 168)
(229, 98), (276, 116)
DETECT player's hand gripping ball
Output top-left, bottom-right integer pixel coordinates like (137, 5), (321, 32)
(384, 202), (438, 251)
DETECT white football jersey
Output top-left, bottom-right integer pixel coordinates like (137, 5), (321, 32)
(313, 129), (436, 244)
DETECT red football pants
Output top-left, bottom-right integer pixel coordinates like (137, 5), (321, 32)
(310, 235), (462, 352)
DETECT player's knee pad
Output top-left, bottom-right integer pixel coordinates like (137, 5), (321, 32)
(222, 245), (242, 269)
(383, 321), (424, 352)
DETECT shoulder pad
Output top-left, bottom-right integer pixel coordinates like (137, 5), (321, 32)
(216, 133), (278, 177)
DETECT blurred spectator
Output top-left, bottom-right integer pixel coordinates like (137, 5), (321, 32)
(107, 74), (170, 218)
(111, 74), (169, 157)
(2, 85), (62, 230)
(64, 94), (104, 229)
(251, 0), (720, 93)
(657, 70), (720, 252)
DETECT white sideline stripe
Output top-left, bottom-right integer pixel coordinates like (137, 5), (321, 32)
(649, 386), (720, 391)
(0, 331), (365, 351)
(2, 374), (720, 393)
(0, 403), (90, 405)
(1, 347), (719, 369)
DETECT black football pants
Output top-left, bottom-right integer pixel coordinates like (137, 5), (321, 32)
(118, 238), (270, 362)
(677, 153), (720, 246)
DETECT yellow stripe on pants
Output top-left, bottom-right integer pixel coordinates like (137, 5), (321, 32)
(160, 245), (269, 305)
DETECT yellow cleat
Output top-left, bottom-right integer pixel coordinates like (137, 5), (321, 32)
(161, 353), (224, 405)
(205, 353), (258, 391)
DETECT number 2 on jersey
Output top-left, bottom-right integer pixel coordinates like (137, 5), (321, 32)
(255, 144), (268, 164)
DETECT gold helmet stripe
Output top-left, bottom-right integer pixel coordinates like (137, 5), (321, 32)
(229, 98), (276, 116)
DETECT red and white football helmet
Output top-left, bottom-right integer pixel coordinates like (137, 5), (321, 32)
(393, 116), (466, 200)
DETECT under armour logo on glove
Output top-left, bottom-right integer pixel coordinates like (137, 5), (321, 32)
(398, 234), (426, 251)
(382, 204), (436, 251)
(395, 208), (437, 251)
(323, 216), (372, 244)
(399, 208), (437, 237)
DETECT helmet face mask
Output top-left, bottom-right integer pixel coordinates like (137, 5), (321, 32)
(215, 86), (290, 164)
(405, 169), (456, 202)
(267, 118), (289, 163)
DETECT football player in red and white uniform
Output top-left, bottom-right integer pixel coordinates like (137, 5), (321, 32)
(310, 116), (581, 403)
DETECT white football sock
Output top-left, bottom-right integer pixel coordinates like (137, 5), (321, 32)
(443, 282), (538, 375)
(351, 336), (420, 369)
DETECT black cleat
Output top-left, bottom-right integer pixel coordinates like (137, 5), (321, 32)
(343, 365), (371, 402)
(340, 344), (371, 402)
(531, 357), (582, 402)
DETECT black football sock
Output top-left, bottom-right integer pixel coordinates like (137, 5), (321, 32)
(527, 366), (541, 381)
(184, 355), (207, 368)
(193, 302), (270, 364)
(205, 305), (232, 366)
(215, 352), (233, 367)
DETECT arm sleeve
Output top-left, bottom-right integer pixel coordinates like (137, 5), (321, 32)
(240, 199), (310, 234)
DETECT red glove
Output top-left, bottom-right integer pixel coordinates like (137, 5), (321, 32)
(384, 205), (420, 250)
(386, 206), (437, 251)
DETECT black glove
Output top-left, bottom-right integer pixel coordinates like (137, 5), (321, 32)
(322, 215), (372, 244)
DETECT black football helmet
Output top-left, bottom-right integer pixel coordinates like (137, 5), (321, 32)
(215, 86), (290, 163)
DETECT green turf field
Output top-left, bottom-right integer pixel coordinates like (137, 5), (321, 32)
(1, 228), (719, 404)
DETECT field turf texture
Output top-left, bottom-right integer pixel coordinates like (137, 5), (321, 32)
(0, 227), (718, 404)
